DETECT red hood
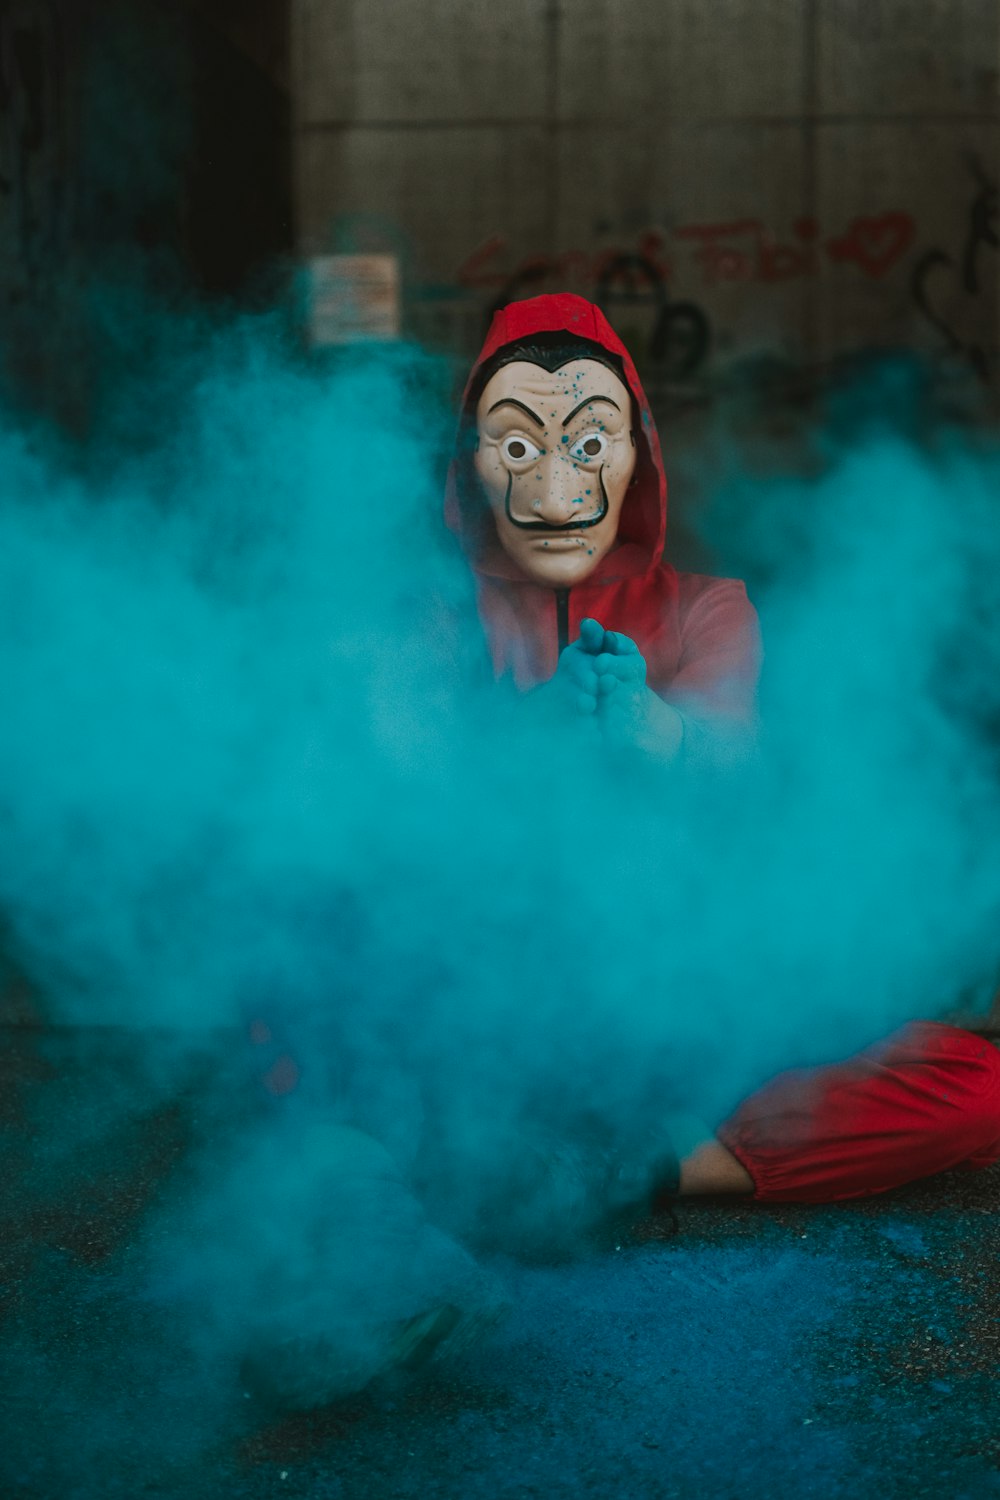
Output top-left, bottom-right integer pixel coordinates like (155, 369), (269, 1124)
(444, 293), (667, 584)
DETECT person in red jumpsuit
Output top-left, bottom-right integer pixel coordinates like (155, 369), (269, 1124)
(446, 290), (1000, 1206)
(157, 290), (1000, 1412)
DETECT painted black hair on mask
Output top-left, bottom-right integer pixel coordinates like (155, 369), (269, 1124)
(465, 332), (629, 420)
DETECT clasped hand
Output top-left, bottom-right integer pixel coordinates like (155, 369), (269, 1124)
(552, 617), (683, 758)
(556, 615), (645, 716)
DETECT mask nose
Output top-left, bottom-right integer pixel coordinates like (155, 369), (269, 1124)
(533, 453), (582, 525)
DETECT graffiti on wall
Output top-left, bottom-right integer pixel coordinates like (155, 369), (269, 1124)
(680, 212), (916, 284)
(453, 210), (918, 382)
(466, 244), (711, 381)
(318, 160), (1000, 387)
(457, 211), (917, 296)
(911, 155), (998, 382)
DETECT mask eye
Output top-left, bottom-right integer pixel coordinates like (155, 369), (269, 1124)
(569, 432), (608, 464)
(501, 434), (543, 465)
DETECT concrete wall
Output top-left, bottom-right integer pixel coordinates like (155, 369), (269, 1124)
(292, 0), (1000, 388)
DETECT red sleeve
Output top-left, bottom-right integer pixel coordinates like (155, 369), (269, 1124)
(660, 576), (763, 759)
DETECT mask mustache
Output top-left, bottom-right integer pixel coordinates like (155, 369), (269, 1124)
(503, 469), (610, 533)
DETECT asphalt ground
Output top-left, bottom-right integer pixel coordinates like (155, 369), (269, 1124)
(1, 1026), (998, 1500)
(233, 1176), (1000, 1500)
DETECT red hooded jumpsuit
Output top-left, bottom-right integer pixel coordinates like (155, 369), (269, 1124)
(448, 293), (1000, 1203)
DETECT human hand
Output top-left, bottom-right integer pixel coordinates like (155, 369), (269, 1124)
(550, 617), (647, 719)
(546, 619), (682, 760)
(589, 626), (647, 713)
(589, 625), (649, 744)
(550, 616), (609, 716)
(587, 621), (684, 760)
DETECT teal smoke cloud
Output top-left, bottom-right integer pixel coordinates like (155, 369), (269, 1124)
(0, 321), (998, 1265)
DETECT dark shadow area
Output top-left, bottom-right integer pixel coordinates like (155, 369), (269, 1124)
(0, 0), (291, 437)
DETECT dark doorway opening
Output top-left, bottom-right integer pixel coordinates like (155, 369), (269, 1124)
(0, 0), (293, 431)
(179, 0), (292, 300)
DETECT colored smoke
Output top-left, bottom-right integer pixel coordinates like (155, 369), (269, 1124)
(1, 305), (999, 1481)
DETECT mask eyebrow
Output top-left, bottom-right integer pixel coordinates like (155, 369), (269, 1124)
(486, 397), (545, 428)
(561, 395), (621, 428)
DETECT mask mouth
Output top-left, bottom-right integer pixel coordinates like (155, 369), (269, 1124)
(503, 469), (610, 533)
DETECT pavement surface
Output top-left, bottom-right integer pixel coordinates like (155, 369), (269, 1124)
(1, 1025), (998, 1500)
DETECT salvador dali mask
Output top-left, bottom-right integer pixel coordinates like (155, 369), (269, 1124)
(473, 358), (637, 588)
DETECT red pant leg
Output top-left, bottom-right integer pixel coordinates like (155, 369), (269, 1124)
(716, 1022), (1000, 1203)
